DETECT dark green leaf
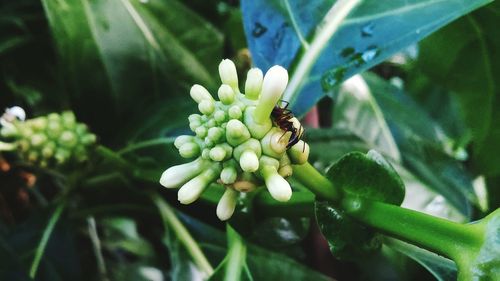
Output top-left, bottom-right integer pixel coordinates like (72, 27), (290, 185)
(315, 201), (381, 260)
(41, 0), (222, 144)
(418, 1), (500, 176)
(328, 151), (405, 205)
(386, 238), (457, 281)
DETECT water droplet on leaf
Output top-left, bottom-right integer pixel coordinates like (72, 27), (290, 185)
(321, 67), (347, 92)
(252, 22), (267, 38)
(361, 22), (375, 37)
(361, 46), (380, 62)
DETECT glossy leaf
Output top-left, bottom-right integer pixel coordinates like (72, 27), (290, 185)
(386, 238), (458, 281)
(418, 1), (500, 177)
(241, 0), (492, 116)
(363, 72), (477, 217)
(327, 150), (405, 205)
(315, 200), (381, 260)
(41, 0), (222, 143)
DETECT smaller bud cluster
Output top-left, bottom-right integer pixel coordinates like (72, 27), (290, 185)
(0, 109), (96, 168)
(160, 59), (310, 221)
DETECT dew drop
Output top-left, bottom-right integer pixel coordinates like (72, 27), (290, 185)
(321, 67), (347, 92)
(252, 22), (267, 38)
(361, 22), (375, 37)
(361, 46), (380, 62)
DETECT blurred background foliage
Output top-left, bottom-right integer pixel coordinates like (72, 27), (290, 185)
(0, 0), (498, 280)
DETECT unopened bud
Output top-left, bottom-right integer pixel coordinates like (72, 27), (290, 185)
(174, 135), (195, 149)
(226, 119), (251, 146)
(218, 59), (239, 92)
(178, 165), (220, 204)
(253, 65), (288, 124)
(261, 128), (290, 158)
(179, 142), (200, 158)
(261, 165), (292, 202)
(216, 188), (238, 221)
(198, 100), (215, 115)
(220, 166), (237, 184)
(190, 84), (213, 103)
(245, 68), (263, 100)
(159, 158), (208, 188)
(287, 140), (309, 164)
(218, 84), (235, 105)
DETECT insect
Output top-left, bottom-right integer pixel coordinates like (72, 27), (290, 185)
(270, 100), (305, 150)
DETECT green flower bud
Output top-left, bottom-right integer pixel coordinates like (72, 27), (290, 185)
(209, 146), (227, 162)
(220, 165), (237, 185)
(195, 126), (208, 138)
(30, 133), (47, 147)
(201, 148), (210, 159)
(207, 127), (224, 143)
(214, 110), (227, 123)
(189, 120), (202, 131)
(218, 59), (239, 93)
(218, 84), (235, 105)
(244, 107), (272, 139)
(179, 142), (200, 158)
(245, 68), (263, 100)
(60, 131), (77, 147)
(174, 135), (195, 149)
(287, 140), (310, 165)
(239, 150), (259, 172)
(198, 100), (215, 115)
(216, 188), (238, 221)
(190, 84), (213, 103)
(226, 120), (251, 146)
(188, 114), (202, 123)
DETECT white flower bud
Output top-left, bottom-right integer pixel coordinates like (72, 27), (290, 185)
(226, 119), (251, 146)
(188, 114), (202, 123)
(220, 166), (237, 184)
(218, 84), (235, 105)
(209, 146), (226, 162)
(195, 126), (207, 138)
(179, 142), (200, 158)
(207, 127), (224, 143)
(216, 188), (238, 221)
(253, 65), (288, 124)
(189, 120), (202, 132)
(178, 165), (220, 204)
(287, 140), (309, 164)
(245, 68), (263, 100)
(174, 135), (195, 149)
(159, 158), (207, 188)
(190, 84), (213, 103)
(218, 59), (239, 92)
(239, 150), (259, 172)
(214, 110), (227, 123)
(261, 128), (290, 158)
(261, 165), (292, 202)
(198, 100), (215, 115)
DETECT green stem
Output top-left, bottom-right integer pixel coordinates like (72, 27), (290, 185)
(151, 194), (214, 277)
(117, 137), (175, 155)
(343, 197), (483, 260)
(292, 162), (341, 202)
(254, 191), (314, 217)
(224, 224), (247, 281)
(29, 202), (66, 279)
(87, 216), (109, 281)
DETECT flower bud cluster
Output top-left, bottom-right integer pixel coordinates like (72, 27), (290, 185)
(0, 109), (96, 167)
(160, 59), (310, 220)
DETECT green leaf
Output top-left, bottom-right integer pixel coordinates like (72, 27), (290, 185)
(328, 150), (405, 205)
(333, 75), (401, 162)
(362, 72), (477, 217)
(315, 200), (382, 260)
(418, 1), (500, 176)
(386, 238), (457, 281)
(41, 0), (222, 143)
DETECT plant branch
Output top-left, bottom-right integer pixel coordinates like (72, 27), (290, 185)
(224, 225), (247, 281)
(292, 162), (341, 202)
(343, 197), (484, 260)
